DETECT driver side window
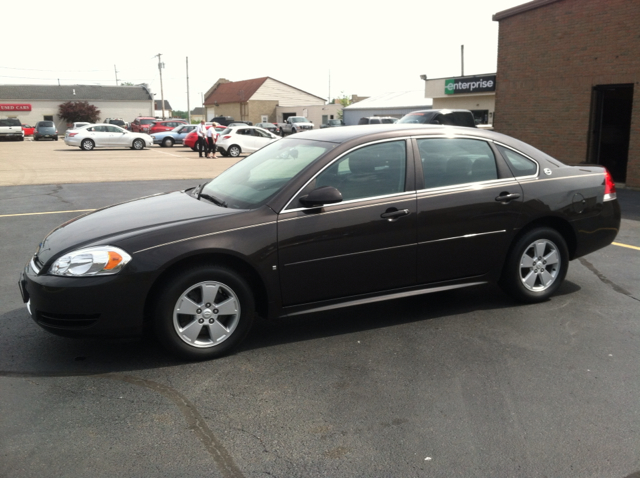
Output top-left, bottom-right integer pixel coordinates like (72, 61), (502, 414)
(313, 141), (407, 202)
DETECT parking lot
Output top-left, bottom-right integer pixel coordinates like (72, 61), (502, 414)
(1, 139), (640, 477)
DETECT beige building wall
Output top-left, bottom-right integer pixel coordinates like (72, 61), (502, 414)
(0, 100), (154, 132)
(275, 104), (342, 128)
(254, 78), (325, 106)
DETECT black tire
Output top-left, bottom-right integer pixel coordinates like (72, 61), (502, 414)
(162, 137), (174, 147)
(132, 138), (145, 150)
(154, 266), (255, 360)
(34, 137), (39, 142)
(54, 136), (58, 141)
(81, 139), (95, 151)
(229, 145), (241, 157)
(291, 128), (297, 135)
(191, 146), (197, 152)
(499, 227), (569, 303)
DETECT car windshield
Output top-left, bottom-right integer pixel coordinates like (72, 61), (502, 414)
(200, 138), (337, 209)
(397, 113), (431, 124)
(39, 121), (55, 127)
(140, 119), (155, 125)
(290, 117), (306, 123)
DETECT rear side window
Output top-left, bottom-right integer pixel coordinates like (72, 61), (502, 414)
(496, 145), (538, 177)
(0, 118), (22, 126)
(418, 138), (498, 188)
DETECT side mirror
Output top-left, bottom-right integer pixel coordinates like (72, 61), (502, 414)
(299, 186), (342, 208)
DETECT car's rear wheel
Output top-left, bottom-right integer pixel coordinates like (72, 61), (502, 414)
(154, 266), (255, 360)
(132, 138), (145, 150)
(162, 137), (174, 147)
(229, 145), (241, 157)
(500, 227), (569, 303)
(81, 139), (95, 151)
(191, 146), (197, 152)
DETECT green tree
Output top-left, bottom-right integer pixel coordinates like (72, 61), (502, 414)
(58, 101), (101, 123)
(120, 81), (135, 86)
(336, 93), (351, 120)
(171, 110), (189, 120)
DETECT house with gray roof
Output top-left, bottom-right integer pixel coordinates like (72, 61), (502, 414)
(0, 84), (154, 132)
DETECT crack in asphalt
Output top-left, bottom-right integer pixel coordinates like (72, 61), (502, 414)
(578, 257), (639, 302)
(0, 370), (245, 478)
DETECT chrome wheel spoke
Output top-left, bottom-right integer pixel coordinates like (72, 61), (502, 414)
(201, 284), (220, 305)
(545, 249), (559, 266)
(522, 270), (538, 289)
(534, 241), (547, 258)
(520, 254), (534, 268)
(215, 297), (238, 316)
(180, 319), (204, 343)
(176, 296), (200, 315)
(207, 321), (230, 343)
(540, 269), (554, 286)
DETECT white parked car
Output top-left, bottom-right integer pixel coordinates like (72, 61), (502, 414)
(65, 124), (152, 151)
(216, 126), (280, 157)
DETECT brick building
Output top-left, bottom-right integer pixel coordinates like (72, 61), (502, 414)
(493, 0), (640, 188)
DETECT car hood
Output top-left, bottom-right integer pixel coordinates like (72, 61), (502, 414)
(35, 190), (234, 265)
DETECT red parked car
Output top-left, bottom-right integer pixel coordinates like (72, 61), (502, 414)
(22, 124), (35, 136)
(183, 126), (226, 150)
(149, 119), (187, 135)
(130, 117), (157, 134)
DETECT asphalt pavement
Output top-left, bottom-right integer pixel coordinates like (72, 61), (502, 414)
(0, 140), (639, 477)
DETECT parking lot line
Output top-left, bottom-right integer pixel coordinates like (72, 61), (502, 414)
(612, 242), (640, 251)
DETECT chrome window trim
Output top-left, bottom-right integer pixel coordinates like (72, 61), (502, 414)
(279, 191), (417, 222)
(281, 137), (414, 213)
(492, 141), (540, 180)
(419, 230), (506, 246)
(416, 178), (519, 196)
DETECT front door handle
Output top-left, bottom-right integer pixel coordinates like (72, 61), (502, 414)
(495, 192), (521, 202)
(381, 208), (410, 221)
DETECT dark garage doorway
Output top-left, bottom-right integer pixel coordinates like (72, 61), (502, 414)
(587, 84), (634, 183)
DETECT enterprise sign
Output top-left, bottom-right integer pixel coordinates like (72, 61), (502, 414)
(445, 75), (496, 95)
(0, 104), (32, 111)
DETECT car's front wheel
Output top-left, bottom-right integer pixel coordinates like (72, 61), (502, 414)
(500, 227), (569, 303)
(132, 139), (145, 150)
(229, 145), (241, 157)
(81, 139), (95, 151)
(154, 266), (255, 360)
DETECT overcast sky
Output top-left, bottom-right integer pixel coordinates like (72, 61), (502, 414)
(3, 0), (526, 111)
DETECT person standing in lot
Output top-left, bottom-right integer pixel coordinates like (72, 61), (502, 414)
(195, 120), (207, 158)
(205, 123), (217, 158)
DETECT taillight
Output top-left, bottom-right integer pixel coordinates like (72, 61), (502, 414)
(604, 168), (617, 201)
(222, 135), (231, 139)
(68, 132), (78, 137)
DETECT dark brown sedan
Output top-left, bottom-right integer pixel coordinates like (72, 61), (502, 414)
(19, 125), (621, 360)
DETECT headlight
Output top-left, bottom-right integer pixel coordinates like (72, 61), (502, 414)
(49, 246), (132, 277)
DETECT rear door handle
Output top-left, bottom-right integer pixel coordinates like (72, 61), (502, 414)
(381, 209), (410, 220)
(495, 193), (521, 202)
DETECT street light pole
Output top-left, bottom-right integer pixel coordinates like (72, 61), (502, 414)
(155, 53), (166, 119)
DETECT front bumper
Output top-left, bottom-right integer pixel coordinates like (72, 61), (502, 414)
(19, 260), (149, 338)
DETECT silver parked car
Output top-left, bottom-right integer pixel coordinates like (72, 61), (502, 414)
(64, 124), (152, 151)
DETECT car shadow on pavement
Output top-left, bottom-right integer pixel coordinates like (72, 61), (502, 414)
(0, 282), (582, 376)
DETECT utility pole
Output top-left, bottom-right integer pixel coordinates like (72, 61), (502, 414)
(155, 53), (166, 119)
(114, 65), (119, 85)
(186, 57), (191, 124)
